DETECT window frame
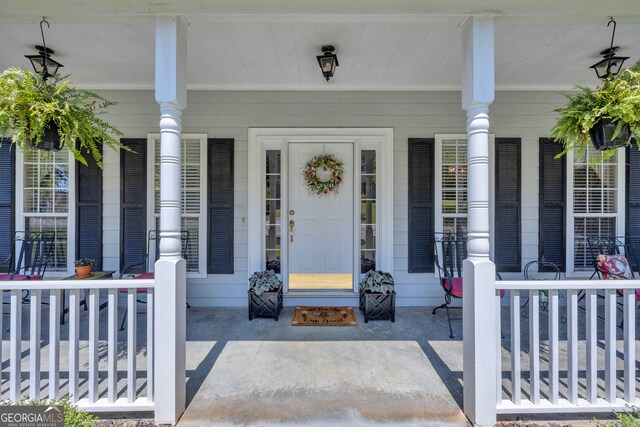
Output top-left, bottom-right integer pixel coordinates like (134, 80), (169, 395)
(15, 149), (76, 277)
(147, 134), (208, 278)
(434, 134), (495, 263)
(565, 147), (626, 275)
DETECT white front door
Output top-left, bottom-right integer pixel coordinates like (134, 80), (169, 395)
(288, 142), (354, 289)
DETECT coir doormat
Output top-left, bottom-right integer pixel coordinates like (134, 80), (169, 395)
(292, 306), (357, 326)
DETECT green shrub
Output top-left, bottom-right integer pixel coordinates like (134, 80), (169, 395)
(597, 406), (640, 427)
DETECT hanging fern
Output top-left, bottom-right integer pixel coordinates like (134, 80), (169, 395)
(550, 60), (640, 162)
(0, 67), (127, 167)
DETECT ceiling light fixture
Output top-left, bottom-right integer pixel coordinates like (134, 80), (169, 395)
(316, 45), (339, 82)
(589, 17), (629, 80)
(24, 17), (64, 81)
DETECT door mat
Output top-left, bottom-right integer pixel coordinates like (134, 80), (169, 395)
(292, 306), (357, 326)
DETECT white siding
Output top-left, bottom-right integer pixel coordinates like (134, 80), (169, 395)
(97, 90), (565, 307)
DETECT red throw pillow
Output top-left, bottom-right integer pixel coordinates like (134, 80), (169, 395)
(596, 254), (632, 280)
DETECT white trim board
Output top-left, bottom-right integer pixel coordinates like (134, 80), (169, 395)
(248, 128), (394, 294)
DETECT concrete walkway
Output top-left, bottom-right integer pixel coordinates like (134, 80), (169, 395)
(179, 307), (470, 426)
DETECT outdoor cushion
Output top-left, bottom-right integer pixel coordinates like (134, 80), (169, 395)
(442, 277), (463, 298)
(0, 273), (43, 281)
(441, 277), (505, 298)
(119, 272), (153, 293)
(596, 254), (632, 280)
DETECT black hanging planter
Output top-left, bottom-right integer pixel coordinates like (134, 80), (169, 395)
(26, 121), (63, 151)
(589, 118), (632, 151)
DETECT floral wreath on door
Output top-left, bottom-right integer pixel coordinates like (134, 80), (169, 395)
(303, 154), (344, 195)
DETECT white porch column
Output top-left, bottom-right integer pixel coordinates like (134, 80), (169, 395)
(154, 16), (188, 425)
(461, 16), (497, 427)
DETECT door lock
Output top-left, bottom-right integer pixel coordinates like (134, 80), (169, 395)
(289, 220), (295, 242)
(289, 210), (295, 216)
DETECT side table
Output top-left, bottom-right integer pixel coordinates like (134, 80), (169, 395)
(61, 270), (115, 324)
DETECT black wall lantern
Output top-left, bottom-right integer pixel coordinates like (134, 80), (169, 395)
(316, 45), (339, 82)
(590, 17), (629, 80)
(24, 17), (63, 81)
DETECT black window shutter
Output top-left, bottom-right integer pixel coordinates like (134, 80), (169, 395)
(539, 138), (566, 272)
(626, 145), (640, 238)
(76, 147), (103, 270)
(0, 140), (15, 273)
(495, 138), (521, 272)
(408, 138), (435, 273)
(208, 139), (234, 274)
(120, 139), (147, 273)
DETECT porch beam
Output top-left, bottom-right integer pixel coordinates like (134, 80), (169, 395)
(154, 16), (188, 426)
(461, 16), (497, 427)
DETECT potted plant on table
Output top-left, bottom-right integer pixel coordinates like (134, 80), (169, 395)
(74, 258), (95, 279)
(248, 270), (283, 321)
(359, 270), (396, 322)
(550, 60), (640, 161)
(0, 67), (126, 167)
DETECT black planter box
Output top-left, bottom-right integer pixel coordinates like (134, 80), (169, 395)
(360, 288), (396, 323)
(589, 118), (632, 151)
(248, 285), (283, 321)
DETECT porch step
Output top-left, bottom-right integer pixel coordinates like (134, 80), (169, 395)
(178, 339), (469, 426)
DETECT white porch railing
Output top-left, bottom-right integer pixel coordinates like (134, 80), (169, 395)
(495, 280), (639, 414)
(0, 279), (154, 412)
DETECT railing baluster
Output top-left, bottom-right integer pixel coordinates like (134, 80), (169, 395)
(127, 289), (137, 403)
(9, 289), (22, 402)
(496, 292), (502, 404)
(69, 289), (80, 402)
(29, 289), (41, 400)
(623, 288), (636, 403)
(604, 289), (616, 403)
(48, 290), (60, 401)
(548, 289), (559, 405)
(108, 288), (118, 403)
(88, 289), (99, 403)
(566, 289), (578, 404)
(586, 289), (598, 404)
(0, 280), (154, 411)
(529, 290), (540, 405)
(147, 289), (154, 402)
(510, 291), (521, 404)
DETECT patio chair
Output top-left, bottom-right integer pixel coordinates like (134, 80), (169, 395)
(119, 230), (189, 330)
(587, 236), (640, 301)
(0, 231), (55, 301)
(433, 231), (504, 338)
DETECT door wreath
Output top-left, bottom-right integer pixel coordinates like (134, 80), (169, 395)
(303, 154), (344, 195)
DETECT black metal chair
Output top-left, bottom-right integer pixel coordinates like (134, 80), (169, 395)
(433, 232), (504, 338)
(522, 257), (564, 322)
(0, 232), (55, 301)
(119, 230), (190, 330)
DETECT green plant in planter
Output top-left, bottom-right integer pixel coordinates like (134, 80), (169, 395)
(0, 67), (126, 168)
(74, 258), (96, 267)
(360, 270), (395, 294)
(550, 60), (640, 161)
(249, 270), (282, 296)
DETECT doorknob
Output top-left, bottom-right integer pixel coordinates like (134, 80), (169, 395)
(289, 220), (295, 243)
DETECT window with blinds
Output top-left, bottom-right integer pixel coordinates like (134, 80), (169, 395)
(22, 150), (70, 270)
(152, 137), (206, 274)
(572, 146), (619, 270)
(441, 138), (468, 235)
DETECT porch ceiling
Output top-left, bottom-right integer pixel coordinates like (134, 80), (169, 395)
(0, 1), (639, 90)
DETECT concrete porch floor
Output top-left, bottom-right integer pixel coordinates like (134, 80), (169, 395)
(180, 306), (470, 426)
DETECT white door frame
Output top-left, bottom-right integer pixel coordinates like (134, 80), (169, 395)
(248, 128), (394, 292)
